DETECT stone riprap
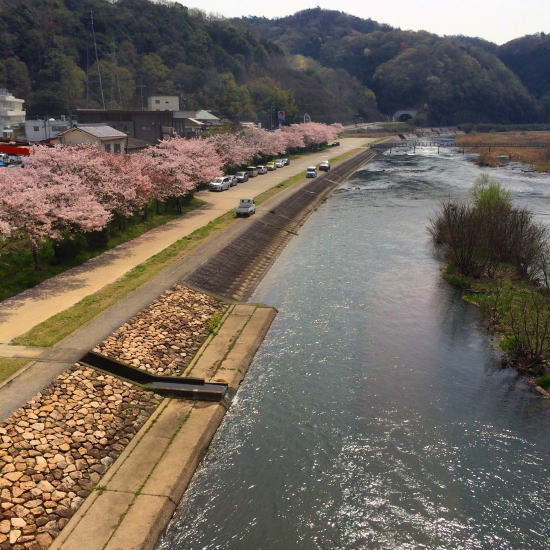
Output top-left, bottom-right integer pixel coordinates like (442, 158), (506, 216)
(0, 286), (222, 550)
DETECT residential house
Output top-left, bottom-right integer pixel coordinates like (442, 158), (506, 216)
(25, 118), (71, 142)
(59, 125), (128, 153)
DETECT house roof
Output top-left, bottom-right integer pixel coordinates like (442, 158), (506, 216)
(74, 125), (127, 138)
(177, 110), (220, 121)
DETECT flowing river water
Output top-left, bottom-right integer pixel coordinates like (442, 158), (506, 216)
(159, 147), (550, 549)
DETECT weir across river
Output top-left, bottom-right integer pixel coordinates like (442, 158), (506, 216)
(371, 139), (550, 152)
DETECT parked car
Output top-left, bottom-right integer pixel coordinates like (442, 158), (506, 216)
(331, 141), (340, 147)
(246, 166), (259, 177)
(209, 176), (232, 191)
(235, 171), (249, 183)
(281, 158), (290, 166)
(306, 166), (317, 178)
(256, 165), (268, 175)
(266, 162), (276, 171)
(235, 198), (256, 217)
(274, 159), (284, 168)
(319, 160), (330, 172)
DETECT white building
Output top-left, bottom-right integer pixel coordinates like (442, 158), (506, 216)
(59, 125), (128, 153)
(0, 88), (26, 136)
(25, 118), (71, 142)
(148, 95), (180, 111)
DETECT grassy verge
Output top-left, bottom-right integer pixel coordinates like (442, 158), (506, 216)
(0, 198), (205, 301)
(12, 145), (369, 348)
(0, 357), (29, 384)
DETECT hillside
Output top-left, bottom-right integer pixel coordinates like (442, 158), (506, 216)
(245, 8), (543, 125)
(0, 2), (547, 125)
(0, 0), (379, 124)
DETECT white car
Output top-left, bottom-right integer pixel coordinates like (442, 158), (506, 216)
(274, 159), (284, 168)
(319, 160), (330, 172)
(306, 166), (317, 178)
(209, 176), (232, 191)
(235, 198), (256, 217)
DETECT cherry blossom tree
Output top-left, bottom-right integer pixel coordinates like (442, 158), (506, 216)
(0, 160), (110, 269)
(147, 136), (223, 210)
(281, 125), (306, 150)
(207, 132), (256, 169)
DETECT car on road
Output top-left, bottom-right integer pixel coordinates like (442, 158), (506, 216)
(331, 141), (340, 147)
(274, 159), (284, 168)
(266, 161), (276, 171)
(319, 160), (330, 172)
(256, 165), (268, 175)
(281, 158), (290, 166)
(235, 198), (256, 217)
(246, 166), (259, 177)
(209, 176), (232, 191)
(235, 171), (249, 183)
(306, 166), (317, 178)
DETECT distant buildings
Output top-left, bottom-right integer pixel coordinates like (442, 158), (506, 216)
(147, 95), (180, 111)
(58, 125), (128, 153)
(0, 89), (26, 137)
(25, 118), (71, 142)
(76, 101), (224, 145)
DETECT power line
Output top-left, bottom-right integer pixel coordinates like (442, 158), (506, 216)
(90, 9), (105, 110)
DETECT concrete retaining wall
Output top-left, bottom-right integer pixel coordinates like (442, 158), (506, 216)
(50, 304), (276, 550)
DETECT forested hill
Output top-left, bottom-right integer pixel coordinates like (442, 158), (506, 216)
(244, 9), (548, 124)
(0, 0), (379, 124)
(0, 1), (547, 125)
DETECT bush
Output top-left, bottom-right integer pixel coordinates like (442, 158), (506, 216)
(535, 373), (550, 390)
(430, 175), (549, 281)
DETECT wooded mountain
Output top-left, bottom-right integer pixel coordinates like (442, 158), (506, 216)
(0, 1), (547, 125)
(246, 8), (547, 125)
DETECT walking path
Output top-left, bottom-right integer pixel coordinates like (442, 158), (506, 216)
(0, 138), (371, 343)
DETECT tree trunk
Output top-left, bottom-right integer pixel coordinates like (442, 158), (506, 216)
(32, 244), (41, 271)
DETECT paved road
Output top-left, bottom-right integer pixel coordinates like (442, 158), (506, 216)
(0, 138), (372, 343)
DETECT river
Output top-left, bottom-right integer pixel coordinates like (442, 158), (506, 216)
(159, 147), (550, 549)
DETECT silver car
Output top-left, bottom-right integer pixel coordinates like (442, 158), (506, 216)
(209, 176), (232, 191)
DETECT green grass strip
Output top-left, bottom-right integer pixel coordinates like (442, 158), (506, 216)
(0, 357), (29, 383)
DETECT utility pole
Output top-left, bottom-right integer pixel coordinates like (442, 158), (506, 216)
(136, 81), (146, 110)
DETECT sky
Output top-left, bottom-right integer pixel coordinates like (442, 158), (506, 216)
(179, 0), (550, 45)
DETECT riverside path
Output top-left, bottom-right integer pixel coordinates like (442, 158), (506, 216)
(0, 138), (373, 343)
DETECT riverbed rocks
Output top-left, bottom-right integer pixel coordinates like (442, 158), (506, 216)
(0, 285), (222, 549)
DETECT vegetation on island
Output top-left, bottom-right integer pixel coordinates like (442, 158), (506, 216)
(456, 131), (550, 173)
(430, 175), (549, 381)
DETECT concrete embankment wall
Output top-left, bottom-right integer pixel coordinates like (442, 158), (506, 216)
(186, 148), (378, 301)
(51, 304), (276, 550)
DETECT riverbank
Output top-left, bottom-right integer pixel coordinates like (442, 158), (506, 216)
(446, 270), (550, 393)
(0, 143), (379, 549)
(456, 131), (550, 172)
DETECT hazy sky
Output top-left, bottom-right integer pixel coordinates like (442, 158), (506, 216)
(180, 0), (549, 44)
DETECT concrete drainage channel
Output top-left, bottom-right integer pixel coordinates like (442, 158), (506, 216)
(50, 304), (276, 550)
(186, 149), (379, 301)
